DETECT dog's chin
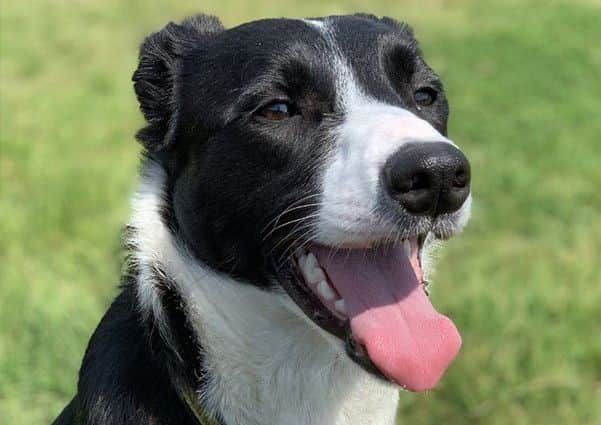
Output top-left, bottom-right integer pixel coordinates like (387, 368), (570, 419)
(270, 223), (466, 392)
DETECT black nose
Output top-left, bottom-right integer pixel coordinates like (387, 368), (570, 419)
(384, 142), (471, 216)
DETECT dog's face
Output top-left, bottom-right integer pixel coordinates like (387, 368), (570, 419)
(134, 14), (471, 392)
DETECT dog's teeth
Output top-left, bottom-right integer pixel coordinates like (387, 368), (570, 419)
(403, 239), (412, 258)
(334, 299), (346, 315)
(305, 252), (318, 269)
(308, 267), (326, 285)
(317, 280), (335, 301)
(300, 252), (326, 284)
(296, 253), (308, 272)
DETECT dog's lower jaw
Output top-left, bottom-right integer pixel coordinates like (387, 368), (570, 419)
(131, 161), (399, 425)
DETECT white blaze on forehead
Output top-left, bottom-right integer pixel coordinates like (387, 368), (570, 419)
(302, 18), (326, 29)
(303, 17), (358, 110)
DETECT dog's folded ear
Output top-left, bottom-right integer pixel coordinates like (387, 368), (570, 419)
(132, 14), (224, 152)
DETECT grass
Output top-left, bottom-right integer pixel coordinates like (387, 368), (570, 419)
(1, 0), (600, 423)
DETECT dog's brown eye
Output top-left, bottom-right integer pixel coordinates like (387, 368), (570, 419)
(259, 102), (295, 120)
(414, 88), (437, 107)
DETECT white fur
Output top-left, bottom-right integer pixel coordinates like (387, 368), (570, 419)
(302, 18), (326, 29)
(130, 161), (399, 425)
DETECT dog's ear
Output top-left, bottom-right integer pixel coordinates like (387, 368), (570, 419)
(132, 14), (224, 152)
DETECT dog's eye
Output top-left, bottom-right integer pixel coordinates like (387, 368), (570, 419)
(414, 88), (438, 107)
(258, 102), (296, 121)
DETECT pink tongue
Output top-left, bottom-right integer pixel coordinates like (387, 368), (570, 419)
(311, 245), (461, 392)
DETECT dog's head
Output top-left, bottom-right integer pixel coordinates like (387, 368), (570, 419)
(133, 14), (471, 392)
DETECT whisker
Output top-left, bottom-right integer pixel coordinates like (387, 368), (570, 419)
(262, 187), (373, 239)
(267, 219), (317, 259)
(262, 209), (322, 242)
(277, 228), (318, 267)
(261, 193), (321, 234)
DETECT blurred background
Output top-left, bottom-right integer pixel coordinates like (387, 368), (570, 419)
(1, 0), (600, 424)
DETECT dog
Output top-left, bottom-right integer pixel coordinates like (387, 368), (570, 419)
(53, 13), (472, 425)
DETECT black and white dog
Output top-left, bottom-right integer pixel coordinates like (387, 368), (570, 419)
(54, 13), (472, 425)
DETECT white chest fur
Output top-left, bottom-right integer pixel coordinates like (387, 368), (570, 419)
(179, 265), (399, 425)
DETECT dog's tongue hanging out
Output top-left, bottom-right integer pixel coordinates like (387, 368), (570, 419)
(311, 244), (461, 391)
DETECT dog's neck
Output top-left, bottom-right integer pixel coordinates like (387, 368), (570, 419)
(130, 161), (399, 425)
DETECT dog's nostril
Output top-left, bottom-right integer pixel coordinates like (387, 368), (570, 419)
(452, 170), (468, 189)
(410, 173), (430, 191)
(389, 176), (408, 194)
(390, 172), (428, 194)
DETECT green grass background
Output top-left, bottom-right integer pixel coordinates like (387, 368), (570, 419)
(1, 0), (600, 423)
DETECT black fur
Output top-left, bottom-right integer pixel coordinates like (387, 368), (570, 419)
(133, 15), (224, 151)
(54, 279), (202, 425)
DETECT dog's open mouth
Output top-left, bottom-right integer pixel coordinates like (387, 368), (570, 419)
(275, 235), (462, 392)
